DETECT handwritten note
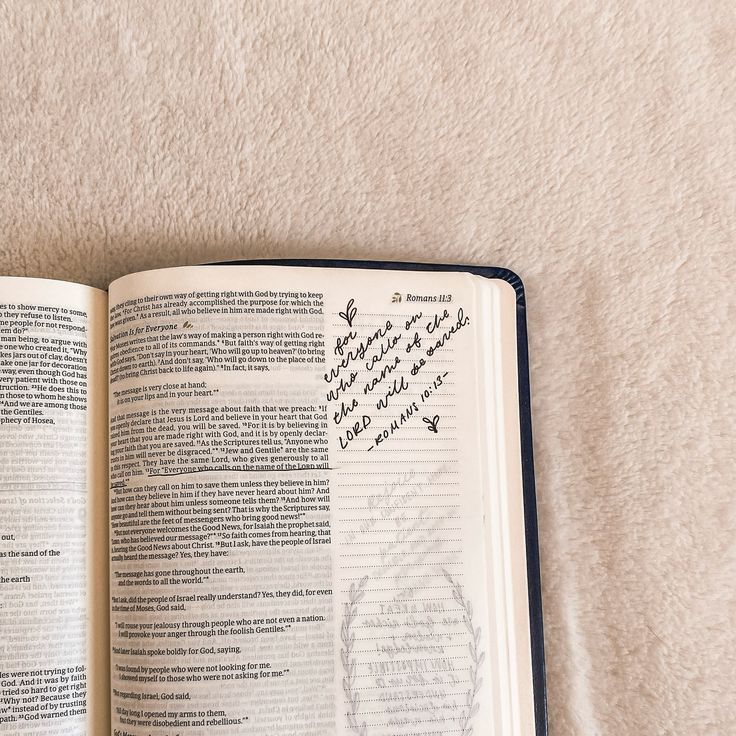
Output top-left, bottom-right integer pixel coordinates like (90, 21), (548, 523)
(324, 300), (470, 453)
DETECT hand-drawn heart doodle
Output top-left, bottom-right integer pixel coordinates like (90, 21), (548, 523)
(338, 299), (357, 327)
(422, 415), (440, 433)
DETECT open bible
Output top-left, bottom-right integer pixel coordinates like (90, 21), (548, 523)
(0, 260), (545, 736)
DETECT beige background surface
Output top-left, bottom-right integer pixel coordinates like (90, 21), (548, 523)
(1, 2), (734, 734)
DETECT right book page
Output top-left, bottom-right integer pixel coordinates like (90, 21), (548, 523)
(107, 264), (536, 736)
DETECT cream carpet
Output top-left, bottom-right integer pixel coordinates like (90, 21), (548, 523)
(1, 2), (734, 733)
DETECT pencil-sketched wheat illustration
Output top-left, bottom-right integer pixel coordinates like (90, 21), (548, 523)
(341, 571), (484, 735)
(341, 575), (368, 736)
(443, 568), (485, 736)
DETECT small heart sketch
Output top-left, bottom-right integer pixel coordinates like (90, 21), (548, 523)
(422, 415), (440, 433)
(338, 299), (358, 327)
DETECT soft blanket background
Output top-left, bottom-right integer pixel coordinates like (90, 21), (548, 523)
(1, 2), (734, 733)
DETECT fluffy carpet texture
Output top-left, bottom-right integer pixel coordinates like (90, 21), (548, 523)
(1, 2), (734, 733)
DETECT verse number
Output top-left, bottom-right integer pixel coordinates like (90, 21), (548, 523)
(419, 372), (448, 403)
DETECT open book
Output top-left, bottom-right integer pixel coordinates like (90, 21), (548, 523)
(0, 260), (545, 736)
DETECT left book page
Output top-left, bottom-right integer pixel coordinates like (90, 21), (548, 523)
(0, 278), (108, 735)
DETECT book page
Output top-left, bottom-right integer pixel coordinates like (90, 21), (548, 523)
(107, 265), (518, 735)
(0, 278), (108, 735)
